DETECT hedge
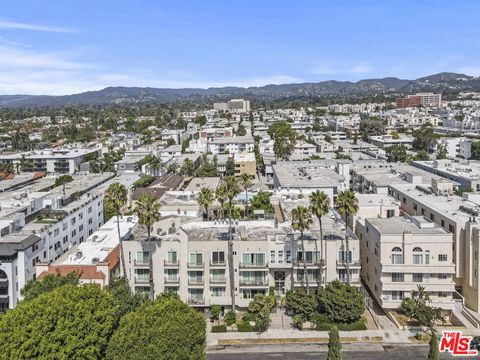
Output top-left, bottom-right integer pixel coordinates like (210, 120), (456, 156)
(313, 316), (367, 331)
(237, 321), (255, 332)
(212, 325), (227, 333)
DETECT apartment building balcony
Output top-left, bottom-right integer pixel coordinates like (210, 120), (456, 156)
(187, 297), (205, 305)
(210, 260), (226, 267)
(164, 260), (180, 267)
(382, 282), (455, 292)
(187, 262), (204, 268)
(239, 262), (268, 269)
(134, 259), (150, 267)
(294, 277), (321, 284)
(164, 276), (180, 284)
(210, 277), (227, 284)
(294, 260), (325, 267)
(134, 277), (150, 284)
(239, 279), (269, 287)
(336, 260), (361, 269)
(188, 278), (204, 286)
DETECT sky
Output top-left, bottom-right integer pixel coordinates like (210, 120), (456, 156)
(1, 0), (480, 95)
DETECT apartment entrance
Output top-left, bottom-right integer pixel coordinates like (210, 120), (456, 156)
(274, 271), (286, 294)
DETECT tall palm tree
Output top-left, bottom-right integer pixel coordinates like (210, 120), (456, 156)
(215, 184), (227, 219)
(309, 190), (330, 290)
(223, 176), (241, 311)
(105, 183), (128, 279)
(291, 206), (313, 293)
(335, 190), (359, 285)
(197, 187), (215, 220)
(147, 155), (163, 176)
(239, 173), (252, 219)
(135, 193), (161, 301)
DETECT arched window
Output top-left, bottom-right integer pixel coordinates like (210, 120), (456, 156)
(0, 269), (6, 279)
(391, 247), (403, 264)
(425, 250), (430, 265)
(413, 247), (423, 264)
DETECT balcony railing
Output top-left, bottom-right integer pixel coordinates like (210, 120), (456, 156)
(188, 297), (205, 305)
(134, 277), (150, 284)
(164, 276), (180, 284)
(210, 260), (226, 267)
(164, 260), (179, 267)
(210, 277), (227, 284)
(239, 262), (267, 269)
(187, 262), (204, 268)
(239, 280), (268, 286)
(294, 259), (325, 266)
(188, 278), (204, 285)
(134, 259), (150, 267)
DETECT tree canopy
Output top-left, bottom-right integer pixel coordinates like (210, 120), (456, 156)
(20, 271), (80, 301)
(318, 280), (365, 323)
(106, 294), (206, 360)
(0, 285), (118, 360)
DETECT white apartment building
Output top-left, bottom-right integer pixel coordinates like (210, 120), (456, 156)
(122, 213), (360, 309)
(207, 136), (255, 155)
(227, 99), (250, 112)
(356, 216), (455, 311)
(0, 148), (100, 174)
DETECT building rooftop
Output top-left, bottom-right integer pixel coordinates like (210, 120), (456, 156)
(184, 177), (221, 192)
(367, 216), (449, 235)
(273, 161), (345, 189)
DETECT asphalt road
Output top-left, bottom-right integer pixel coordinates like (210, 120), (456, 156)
(207, 345), (470, 360)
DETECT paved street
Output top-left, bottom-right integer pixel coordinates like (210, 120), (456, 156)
(207, 344), (467, 360)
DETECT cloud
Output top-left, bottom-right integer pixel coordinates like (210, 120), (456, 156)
(0, 19), (74, 33)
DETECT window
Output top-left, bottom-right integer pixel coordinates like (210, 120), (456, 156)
(448, 224), (454, 233)
(338, 250), (352, 264)
(438, 254), (448, 262)
(278, 250), (284, 264)
(441, 219), (445, 227)
(211, 287), (226, 297)
(391, 291), (404, 300)
(167, 251), (177, 263)
(286, 250), (291, 263)
(391, 247), (403, 264)
(430, 213), (435, 221)
(270, 250), (276, 263)
(211, 251), (225, 264)
(164, 286), (178, 294)
(438, 273), (448, 280)
(425, 250), (430, 265)
(437, 291), (448, 298)
(392, 273), (404, 282)
(242, 253), (265, 266)
(136, 251), (150, 263)
(421, 208), (425, 216)
(413, 273), (423, 282)
(413, 247), (423, 265)
(387, 209), (395, 218)
(210, 269), (225, 282)
(189, 253), (203, 266)
(413, 203), (417, 211)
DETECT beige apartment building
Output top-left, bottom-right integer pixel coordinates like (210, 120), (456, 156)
(389, 180), (480, 313)
(122, 213), (360, 309)
(356, 216), (455, 311)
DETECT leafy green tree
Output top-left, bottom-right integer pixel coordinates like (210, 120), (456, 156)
(318, 280), (364, 324)
(327, 326), (342, 360)
(105, 277), (147, 320)
(21, 271), (80, 301)
(247, 294), (275, 332)
(0, 285), (118, 360)
(135, 193), (161, 300)
(54, 174), (73, 187)
(166, 138), (176, 147)
(180, 158), (196, 176)
(471, 141), (480, 160)
(359, 116), (385, 141)
(414, 149), (430, 161)
(249, 191), (273, 216)
(291, 206), (313, 293)
(105, 183), (128, 277)
(285, 288), (317, 321)
(401, 285), (443, 330)
(146, 155), (163, 176)
(133, 175), (156, 188)
(335, 190), (358, 284)
(107, 294), (206, 360)
(428, 331), (439, 360)
(436, 145), (447, 160)
(175, 118), (187, 130)
(271, 122), (296, 160)
(385, 144), (409, 163)
(193, 115), (207, 126)
(197, 187), (215, 220)
(210, 304), (221, 321)
(309, 191), (330, 290)
(225, 157), (235, 176)
(412, 123), (437, 151)
(236, 123), (247, 136)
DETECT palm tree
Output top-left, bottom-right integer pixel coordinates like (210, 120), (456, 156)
(291, 206), (313, 293)
(105, 183), (128, 279)
(135, 192), (161, 301)
(197, 187), (215, 220)
(239, 173), (252, 219)
(335, 190), (359, 285)
(147, 155), (163, 176)
(215, 184), (227, 219)
(309, 190), (330, 290)
(167, 163), (179, 175)
(223, 176), (241, 311)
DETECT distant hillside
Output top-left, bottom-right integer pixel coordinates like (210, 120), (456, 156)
(0, 72), (479, 108)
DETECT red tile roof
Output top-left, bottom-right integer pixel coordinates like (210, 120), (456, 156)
(38, 265), (106, 280)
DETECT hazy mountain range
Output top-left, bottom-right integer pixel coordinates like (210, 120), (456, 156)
(0, 72), (479, 108)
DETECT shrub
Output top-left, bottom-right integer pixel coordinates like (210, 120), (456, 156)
(212, 325), (227, 333)
(225, 310), (237, 326)
(285, 288), (317, 321)
(210, 305), (221, 321)
(327, 326), (342, 360)
(318, 280), (364, 324)
(312, 315), (366, 331)
(133, 175), (156, 188)
(237, 321), (254, 332)
(292, 314), (304, 330)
